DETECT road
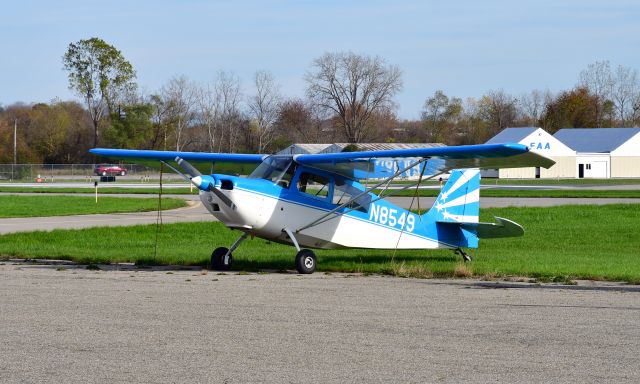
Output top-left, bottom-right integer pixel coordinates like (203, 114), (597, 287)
(1, 264), (638, 383)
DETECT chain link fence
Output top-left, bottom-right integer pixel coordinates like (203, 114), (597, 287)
(0, 164), (161, 182)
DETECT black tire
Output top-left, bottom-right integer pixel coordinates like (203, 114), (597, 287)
(295, 249), (316, 274)
(211, 247), (232, 271)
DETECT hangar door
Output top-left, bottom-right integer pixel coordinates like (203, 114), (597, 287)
(579, 161), (608, 178)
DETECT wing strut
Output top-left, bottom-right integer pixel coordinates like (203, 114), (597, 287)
(296, 158), (441, 233)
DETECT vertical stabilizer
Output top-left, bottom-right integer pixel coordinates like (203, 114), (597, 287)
(426, 169), (480, 223)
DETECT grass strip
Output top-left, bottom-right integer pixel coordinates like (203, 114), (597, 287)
(0, 186), (196, 195)
(0, 195), (187, 218)
(2, 186), (640, 198)
(374, 188), (640, 198)
(1, 204), (639, 283)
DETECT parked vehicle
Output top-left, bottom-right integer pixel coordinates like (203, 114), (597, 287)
(94, 164), (127, 176)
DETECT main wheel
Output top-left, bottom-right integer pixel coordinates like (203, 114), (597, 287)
(295, 249), (316, 274)
(211, 247), (233, 271)
(120, 171), (126, 176)
(102, 171), (107, 176)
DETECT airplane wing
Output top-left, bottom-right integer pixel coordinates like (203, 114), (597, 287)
(90, 148), (265, 174)
(293, 143), (555, 179)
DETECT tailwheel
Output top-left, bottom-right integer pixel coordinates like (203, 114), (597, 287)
(211, 247), (233, 271)
(295, 249), (316, 274)
(455, 248), (472, 263)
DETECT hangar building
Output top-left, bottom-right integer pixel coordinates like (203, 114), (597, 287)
(554, 128), (640, 178)
(483, 127), (576, 178)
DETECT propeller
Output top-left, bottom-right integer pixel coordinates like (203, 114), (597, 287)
(175, 157), (236, 209)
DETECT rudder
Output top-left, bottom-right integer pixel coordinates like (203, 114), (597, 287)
(426, 169), (480, 224)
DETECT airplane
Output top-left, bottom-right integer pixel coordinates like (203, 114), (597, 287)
(90, 143), (554, 274)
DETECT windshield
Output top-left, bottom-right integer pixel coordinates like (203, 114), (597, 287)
(248, 156), (295, 186)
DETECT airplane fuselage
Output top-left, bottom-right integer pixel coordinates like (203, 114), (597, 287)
(200, 173), (462, 250)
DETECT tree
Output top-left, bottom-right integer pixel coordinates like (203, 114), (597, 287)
(214, 71), (243, 153)
(274, 98), (325, 144)
(160, 75), (197, 151)
(540, 87), (599, 132)
(518, 89), (552, 126)
(421, 90), (462, 143)
(102, 104), (154, 149)
(611, 65), (640, 125)
(578, 61), (613, 127)
(62, 37), (136, 147)
(248, 71), (281, 153)
(305, 52), (402, 143)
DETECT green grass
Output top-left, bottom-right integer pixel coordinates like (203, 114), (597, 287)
(375, 188), (640, 198)
(482, 178), (640, 185)
(0, 195), (188, 218)
(371, 178), (640, 186)
(1, 204), (639, 283)
(2, 185), (640, 198)
(0, 186), (196, 194)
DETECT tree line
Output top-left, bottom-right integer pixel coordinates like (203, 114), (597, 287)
(1, 37), (639, 164)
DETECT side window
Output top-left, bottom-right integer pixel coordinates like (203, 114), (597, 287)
(333, 179), (371, 212)
(297, 172), (330, 199)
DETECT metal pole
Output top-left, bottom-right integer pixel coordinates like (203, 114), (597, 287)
(13, 119), (17, 165)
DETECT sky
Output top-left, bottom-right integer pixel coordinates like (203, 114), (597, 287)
(1, 0), (639, 119)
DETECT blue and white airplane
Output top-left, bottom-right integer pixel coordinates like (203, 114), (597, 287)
(90, 143), (554, 274)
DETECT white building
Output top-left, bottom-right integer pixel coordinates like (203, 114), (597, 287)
(554, 128), (640, 178)
(484, 127), (576, 178)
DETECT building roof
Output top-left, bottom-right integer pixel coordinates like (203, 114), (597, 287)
(485, 127), (538, 144)
(321, 142), (444, 153)
(553, 128), (640, 153)
(275, 143), (333, 155)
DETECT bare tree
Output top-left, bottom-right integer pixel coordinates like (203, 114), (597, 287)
(518, 89), (551, 125)
(196, 83), (222, 152)
(611, 65), (640, 125)
(160, 75), (197, 151)
(579, 61), (614, 127)
(305, 52), (402, 143)
(215, 71), (243, 153)
(248, 70), (281, 153)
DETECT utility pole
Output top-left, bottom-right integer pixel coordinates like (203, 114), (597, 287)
(13, 118), (17, 165)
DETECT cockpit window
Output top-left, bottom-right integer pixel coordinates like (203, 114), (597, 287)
(333, 179), (370, 212)
(297, 172), (330, 199)
(248, 156), (295, 187)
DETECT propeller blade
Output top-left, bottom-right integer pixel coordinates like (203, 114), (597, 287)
(175, 156), (202, 178)
(211, 187), (236, 210)
(175, 156), (235, 209)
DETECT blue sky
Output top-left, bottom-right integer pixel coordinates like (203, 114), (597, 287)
(1, 0), (638, 118)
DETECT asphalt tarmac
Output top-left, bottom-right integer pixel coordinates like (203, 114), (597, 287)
(1, 263), (639, 383)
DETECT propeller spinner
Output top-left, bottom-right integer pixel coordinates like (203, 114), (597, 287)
(175, 157), (236, 209)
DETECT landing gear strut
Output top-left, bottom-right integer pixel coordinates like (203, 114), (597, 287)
(210, 232), (249, 271)
(454, 248), (472, 262)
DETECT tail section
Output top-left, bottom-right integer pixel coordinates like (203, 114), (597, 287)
(427, 169), (480, 224)
(423, 168), (524, 250)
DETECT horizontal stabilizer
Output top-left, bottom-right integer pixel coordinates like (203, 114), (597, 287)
(462, 217), (524, 239)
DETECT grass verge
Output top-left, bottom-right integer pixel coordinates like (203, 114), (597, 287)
(0, 186), (196, 195)
(375, 188), (640, 199)
(1, 204), (639, 283)
(0, 195), (187, 218)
